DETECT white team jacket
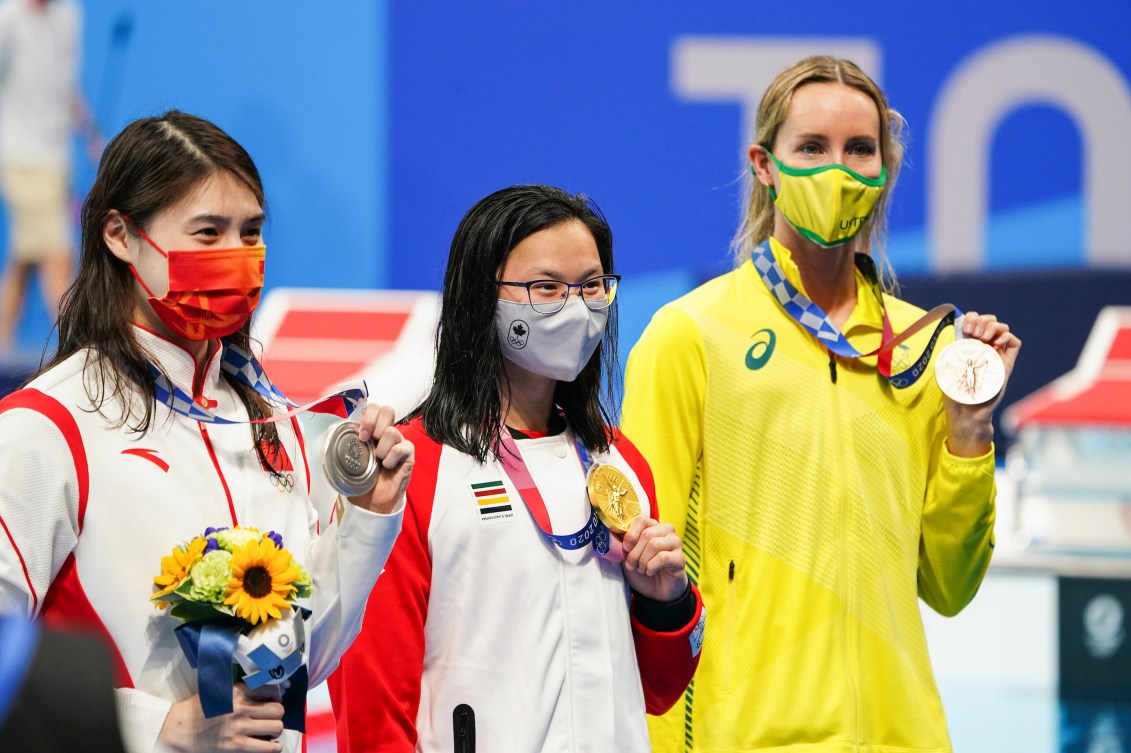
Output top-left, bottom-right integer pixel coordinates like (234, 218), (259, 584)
(331, 418), (704, 753)
(0, 326), (404, 753)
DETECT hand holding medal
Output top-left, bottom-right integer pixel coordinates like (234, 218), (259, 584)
(619, 517), (690, 603)
(937, 311), (1022, 457)
(583, 462), (688, 601)
(320, 403), (414, 515)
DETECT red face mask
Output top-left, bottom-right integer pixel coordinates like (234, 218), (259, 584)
(126, 222), (266, 342)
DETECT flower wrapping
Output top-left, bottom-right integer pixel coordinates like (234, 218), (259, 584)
(151, 526), (313, 730)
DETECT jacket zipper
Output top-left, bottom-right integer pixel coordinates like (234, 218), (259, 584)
(723, 559), (736, 693)
(193, 373), (237, 526)
(829, 352), (859, 742)
(198, 423), (238, 526)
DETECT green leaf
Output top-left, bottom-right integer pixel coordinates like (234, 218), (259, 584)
(169, 600), (227, 622)
(173, 579), (195, 597)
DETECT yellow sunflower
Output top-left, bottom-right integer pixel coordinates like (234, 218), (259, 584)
(152, 537), (207, 608)
(224, 538), (301, 625)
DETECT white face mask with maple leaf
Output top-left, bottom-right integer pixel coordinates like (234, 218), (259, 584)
(495, 297), (609, 382)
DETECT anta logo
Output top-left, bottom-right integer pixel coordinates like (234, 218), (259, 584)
(121, 448), (169, 473)
(744, 328), (776, 370)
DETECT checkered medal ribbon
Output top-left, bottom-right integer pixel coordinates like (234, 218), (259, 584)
(149, 346), (367, 425)
(750, 243), (958, 389)
(221, 343), (297, 408)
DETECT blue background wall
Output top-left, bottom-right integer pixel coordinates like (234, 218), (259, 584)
(387, 1), (1131, 287)
(2, 0), (391, 345)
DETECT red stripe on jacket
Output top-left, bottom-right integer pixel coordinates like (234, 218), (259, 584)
(612, 428), (704, 714)
(0, 388), (91, 612)
(41, 553), (135, 689)
(0, 389), (131, 687)
(329, 417), (438, 753)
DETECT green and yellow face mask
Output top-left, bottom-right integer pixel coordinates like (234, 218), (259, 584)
(758, 150), (887, 248)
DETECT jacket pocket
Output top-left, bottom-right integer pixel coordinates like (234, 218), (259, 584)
(722, 559), (736, 694)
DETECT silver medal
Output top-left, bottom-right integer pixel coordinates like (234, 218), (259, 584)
(319, 421), (380, 497)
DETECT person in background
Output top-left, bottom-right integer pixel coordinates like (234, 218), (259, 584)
(0, 111), (412, 753)
(623, 56), (1021, 752)
(0, 0), (101, 351)
(331, 185), (705, 753)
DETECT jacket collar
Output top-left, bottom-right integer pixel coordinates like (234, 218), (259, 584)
(131, 324), (223, 399)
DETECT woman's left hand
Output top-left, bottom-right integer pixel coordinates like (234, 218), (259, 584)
(944, 311), (1022, 458)
(345, 403), (415, 515)
(620, 517), (690, 603)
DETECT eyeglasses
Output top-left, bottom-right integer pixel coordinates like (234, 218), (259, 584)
(497, 274), (621, 314)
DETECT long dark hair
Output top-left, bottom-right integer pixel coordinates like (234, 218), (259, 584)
(410, 185), (619, 462)
(35, 110), (281, 459)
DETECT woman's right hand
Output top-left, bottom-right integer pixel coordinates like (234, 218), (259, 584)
(158, 683), (284, 752)
(348, 403), (415, 515)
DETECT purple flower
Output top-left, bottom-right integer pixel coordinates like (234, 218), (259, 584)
(204, 526), (229, 537)
(203, 537), (220, 554)
(266, 531), (284, 550)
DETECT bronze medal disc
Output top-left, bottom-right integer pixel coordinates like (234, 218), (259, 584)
(585, 464), (641, 534)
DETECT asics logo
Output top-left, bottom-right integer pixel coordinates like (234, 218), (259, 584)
(745, 329), (776, 370)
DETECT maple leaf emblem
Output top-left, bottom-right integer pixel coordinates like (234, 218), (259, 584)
(512, 323), (527, 337)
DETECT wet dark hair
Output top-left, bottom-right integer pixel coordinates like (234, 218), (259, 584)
(35, 110), (281, 461)
(409, 184), (619, 462)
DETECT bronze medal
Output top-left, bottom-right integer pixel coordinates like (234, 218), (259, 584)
(585, 464), (641, 534)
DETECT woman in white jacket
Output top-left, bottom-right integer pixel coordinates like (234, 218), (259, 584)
(0, 110), (413, 753)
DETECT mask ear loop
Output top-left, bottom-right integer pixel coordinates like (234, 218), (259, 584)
(118, 213), (168, 298)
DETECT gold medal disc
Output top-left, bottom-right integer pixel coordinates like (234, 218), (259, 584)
(585, 464), (641, 534)
(934, 338), (1006, 405)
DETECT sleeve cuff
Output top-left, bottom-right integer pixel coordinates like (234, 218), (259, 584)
(336, 495), (405, 547)
(631, 582), (697, 633)
(114, 688), (172, 753)
(940, 440), (997, 473)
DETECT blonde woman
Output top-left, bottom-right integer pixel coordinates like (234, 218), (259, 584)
(623, 57), (1021, 752)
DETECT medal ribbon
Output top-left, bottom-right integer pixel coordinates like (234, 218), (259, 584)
(149, 343), (366, 424)
(496, 430), (612, 555)
(751, 242), (961, 388)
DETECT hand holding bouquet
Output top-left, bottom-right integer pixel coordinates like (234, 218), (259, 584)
(151, 527), (312, 730)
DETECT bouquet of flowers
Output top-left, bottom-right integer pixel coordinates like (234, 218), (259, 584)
(152, 526), (313, 730)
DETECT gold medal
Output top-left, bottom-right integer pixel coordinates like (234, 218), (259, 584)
(585, 464), (641, 534)
(935, 339), (1006, 405)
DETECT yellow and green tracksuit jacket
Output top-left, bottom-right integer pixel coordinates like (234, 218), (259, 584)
(622, 239), (997, 753)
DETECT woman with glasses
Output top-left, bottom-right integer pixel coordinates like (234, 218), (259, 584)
(330, 185), (705, 753)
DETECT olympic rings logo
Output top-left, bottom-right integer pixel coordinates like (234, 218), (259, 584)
(271, 473), (296, 494)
